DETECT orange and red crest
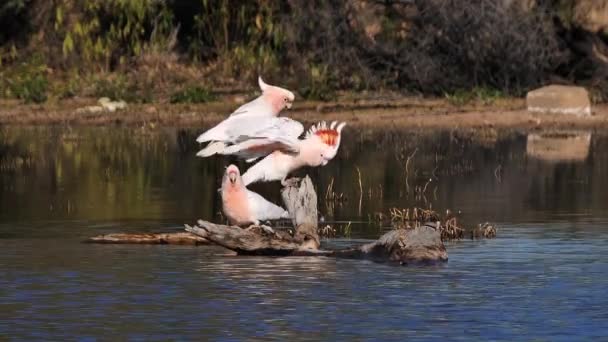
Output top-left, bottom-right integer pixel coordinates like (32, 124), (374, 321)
(314, 129), (339, 147)
(306, 121), (346, 147)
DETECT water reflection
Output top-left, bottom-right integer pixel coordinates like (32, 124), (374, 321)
(1, 126), (608, 237)
(526, 131), (591, 162)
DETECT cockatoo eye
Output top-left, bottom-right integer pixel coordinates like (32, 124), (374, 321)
(284, 97), (288, 102)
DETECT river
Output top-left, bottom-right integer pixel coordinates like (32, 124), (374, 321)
(1, 126), (607, 340)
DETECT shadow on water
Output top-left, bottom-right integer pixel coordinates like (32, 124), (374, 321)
(1, 126), (608, 340)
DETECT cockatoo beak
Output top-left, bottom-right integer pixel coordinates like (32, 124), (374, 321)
(285, 101), (293, 109)
(322, 160), (329, 166)
(229, 172), (237, 183)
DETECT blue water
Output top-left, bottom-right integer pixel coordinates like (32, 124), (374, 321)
(1, 127), (608, 340)
(1, 223), (607, 340)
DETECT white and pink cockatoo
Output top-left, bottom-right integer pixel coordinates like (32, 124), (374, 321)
(196, 77), (295, 157)
(221, 164), (289, 226)
(215, 120), (347, 186)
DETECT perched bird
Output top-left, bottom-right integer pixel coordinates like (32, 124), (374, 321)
(221, 164), (289, 226)
(222, 120), (347, 186)
(196, 77), (295, 157)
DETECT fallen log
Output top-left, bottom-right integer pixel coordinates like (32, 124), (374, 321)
(185, 176), (448, 264)
(185, 222), (447, 264)
(84, 232), (208, 245)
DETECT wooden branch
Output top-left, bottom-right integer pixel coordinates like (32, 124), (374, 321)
(184, 175), (448, 264)
(84, 232), (208, 245)
(185, 221), (319, 255)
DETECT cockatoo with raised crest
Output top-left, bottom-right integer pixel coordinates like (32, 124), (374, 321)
(196, 77), (295, 157)
(208, 120), (346, 186)
(221, 164), (289, 226)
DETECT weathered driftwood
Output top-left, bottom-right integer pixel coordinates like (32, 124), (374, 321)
(185, 221), (447, 264)
(84, 232), (208, 245)
(185, 222), (321, 255)
(185, 176), (448, 264)
(280, 176), (320, 249)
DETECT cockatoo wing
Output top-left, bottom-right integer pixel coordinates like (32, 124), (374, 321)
(229, 96), (274, 117)
(226, 116), (304, 142)
(220, 137), (299, 161)
(196, 116), (303, 158)
(246, 189), (289, 221)
(198, 116), (302, 144)
(196, 94), (284, 143)
(212, 117), (303, 160)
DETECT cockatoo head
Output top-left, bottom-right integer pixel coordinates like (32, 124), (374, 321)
(259, 76), (295, 114)
(303, 121), (347, 166)
(223, 164), (243, 189)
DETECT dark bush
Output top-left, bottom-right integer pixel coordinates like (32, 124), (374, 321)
(282, 1), (566, 95)
(0, 1), (604, 100)
(397, 0), (566, 95)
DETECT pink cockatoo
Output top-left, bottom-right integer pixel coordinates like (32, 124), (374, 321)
(196, 77), (296, 157)
(221, 164), (289, 226)
(216, 120), (347, 186)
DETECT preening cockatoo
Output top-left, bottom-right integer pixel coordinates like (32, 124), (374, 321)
(221, 164), (289, 226)
(196, 77), (295, 157)
(215, 120), (347, 186)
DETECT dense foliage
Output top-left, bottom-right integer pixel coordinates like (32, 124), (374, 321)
(0, 0), (606, 103)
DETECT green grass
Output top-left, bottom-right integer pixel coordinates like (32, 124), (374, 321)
(445, 87), (505, 106)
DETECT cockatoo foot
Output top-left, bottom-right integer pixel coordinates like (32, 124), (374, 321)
(260, 225), (275, 234)
(281, 177), (301, 187)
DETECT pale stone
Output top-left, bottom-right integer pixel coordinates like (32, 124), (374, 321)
(98, 97), (127, 112)
(526, 85), (591, 116)
(526, 132), (591, 162)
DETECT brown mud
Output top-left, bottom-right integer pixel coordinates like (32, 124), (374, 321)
(2, 97), (608, 130)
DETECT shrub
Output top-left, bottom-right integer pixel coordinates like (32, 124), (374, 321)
(11, 73), (48, 103)
(3, 56), (49, 103)
(91, 75), (154, 103)
(170, 86), (215, 103)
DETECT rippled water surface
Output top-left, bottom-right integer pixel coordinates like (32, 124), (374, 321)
(1, 126), (607, 340)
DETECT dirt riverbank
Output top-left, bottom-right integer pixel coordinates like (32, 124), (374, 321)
(2, 97), (608, 131)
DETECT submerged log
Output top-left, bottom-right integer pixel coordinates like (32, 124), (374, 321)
(85, 232), (208, 245)
(185, 176), (448, 264)
(332, 226), (447, 264)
